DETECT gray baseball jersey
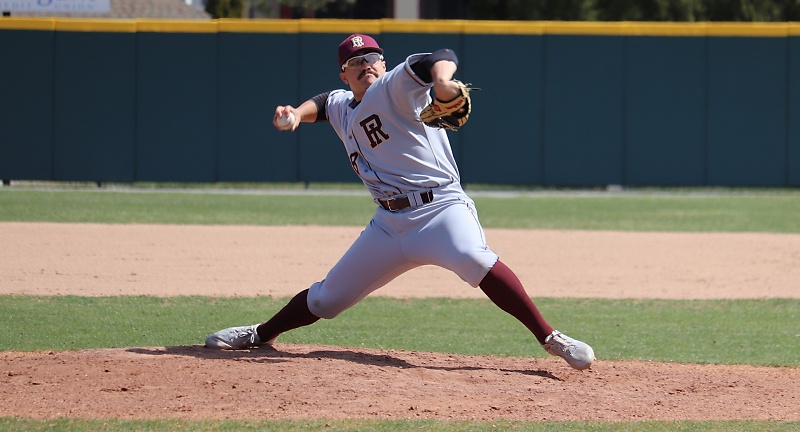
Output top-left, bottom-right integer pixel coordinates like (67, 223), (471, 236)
(306, 53), (498, 319)
(326, 53), (459, 200)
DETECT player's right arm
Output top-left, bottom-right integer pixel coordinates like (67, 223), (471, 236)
(273, 92), (330, 131)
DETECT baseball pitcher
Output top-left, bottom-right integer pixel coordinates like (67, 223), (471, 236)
(205, 34), (595, 370)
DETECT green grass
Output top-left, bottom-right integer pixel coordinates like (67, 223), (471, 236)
(474, 193), (800, 232)
(1, 296), (797, 367)
(1, 188), (799, 232)
(0, 190), (376, 226)
(1, 186), (799, 431)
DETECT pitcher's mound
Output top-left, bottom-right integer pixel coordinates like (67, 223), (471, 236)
(1, 344), (798, 421)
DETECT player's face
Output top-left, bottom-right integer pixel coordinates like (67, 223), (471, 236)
(340, 52), (386, 97)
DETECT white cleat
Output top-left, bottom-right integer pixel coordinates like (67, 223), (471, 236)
(205, 324), (264, 350)
(543, 330), (596, 370)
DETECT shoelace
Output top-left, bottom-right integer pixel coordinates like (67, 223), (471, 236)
(232, 327), (257, 344)
(547, 333), (576, 355)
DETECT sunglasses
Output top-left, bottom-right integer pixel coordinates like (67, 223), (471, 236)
(341, 52), (384, 72)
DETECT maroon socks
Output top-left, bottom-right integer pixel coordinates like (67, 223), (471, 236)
(256, 289), (320, 343)
(479, 260), (554, 344)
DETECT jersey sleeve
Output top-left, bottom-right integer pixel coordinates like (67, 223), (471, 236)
(408, 49), (459, 84)
(325, 89), (354, 142)
(310, 91), (330, 122)
(381, 53), (436, 116)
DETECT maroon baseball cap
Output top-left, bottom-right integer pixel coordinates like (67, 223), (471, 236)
(338, 34), (383, 69)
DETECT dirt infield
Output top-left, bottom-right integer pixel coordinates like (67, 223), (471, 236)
(1, 222), (799, 421)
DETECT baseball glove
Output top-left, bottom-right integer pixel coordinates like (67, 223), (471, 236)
(419, 80), (477, 131)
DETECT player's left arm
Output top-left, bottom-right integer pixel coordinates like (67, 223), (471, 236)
(409, 49), (460, 101)
(413, 49), (476, 131)
(429, 61), (460, 102)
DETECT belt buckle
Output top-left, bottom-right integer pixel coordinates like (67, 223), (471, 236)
(385, 196), (405, 212)
(381, 190), (432, 212)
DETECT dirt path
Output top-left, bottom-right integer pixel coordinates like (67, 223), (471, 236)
(2, 222), (798, 299)
(1, 222), (799, 421)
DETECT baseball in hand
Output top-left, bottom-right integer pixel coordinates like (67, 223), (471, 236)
(277, 112), (295, 130)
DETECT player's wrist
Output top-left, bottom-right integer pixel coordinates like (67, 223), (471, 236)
(433, 81), (459, 102)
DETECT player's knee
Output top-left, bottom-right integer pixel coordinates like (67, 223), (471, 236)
(309, 301), (343, 320)
(306, 281), (346, 319)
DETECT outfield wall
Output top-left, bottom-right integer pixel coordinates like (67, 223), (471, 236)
(1, 19), (798, 187)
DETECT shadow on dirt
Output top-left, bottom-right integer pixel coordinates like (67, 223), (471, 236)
(127, 345), (562, 381)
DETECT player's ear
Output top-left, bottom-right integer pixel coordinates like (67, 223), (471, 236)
(340, 72), (348, 85)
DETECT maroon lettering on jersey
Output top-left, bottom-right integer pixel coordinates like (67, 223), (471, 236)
(359, 114), (390, 148)
(349, 151), (360, 174)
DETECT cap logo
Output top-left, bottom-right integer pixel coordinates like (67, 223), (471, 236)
(351, 36), (364, 48)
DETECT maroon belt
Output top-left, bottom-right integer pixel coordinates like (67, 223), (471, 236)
(378, 190), (434, 212)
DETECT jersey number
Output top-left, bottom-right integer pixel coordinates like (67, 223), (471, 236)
(349, 152), (360, 174)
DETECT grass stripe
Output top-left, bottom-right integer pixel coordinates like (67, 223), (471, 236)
(1, 189), (799, 232)
(1, 296), (797, 367)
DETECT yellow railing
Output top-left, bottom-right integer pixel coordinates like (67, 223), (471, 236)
(1, 17), (799, 36)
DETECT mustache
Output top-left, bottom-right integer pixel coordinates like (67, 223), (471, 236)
(358, 69), (378, 80)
